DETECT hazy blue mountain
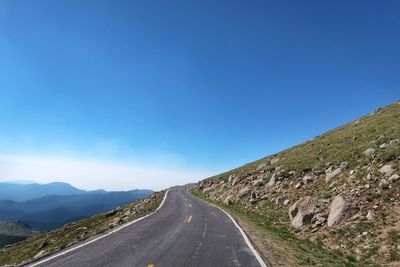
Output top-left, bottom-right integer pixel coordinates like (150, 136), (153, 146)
(0, 182), (87, 202)
(0, 189), (153, 231)
(0, 182), (153, 232)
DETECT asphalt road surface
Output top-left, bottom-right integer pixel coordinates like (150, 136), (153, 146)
(30, 185), (265, 267)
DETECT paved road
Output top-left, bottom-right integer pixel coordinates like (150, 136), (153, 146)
(30, 185), (264, 267)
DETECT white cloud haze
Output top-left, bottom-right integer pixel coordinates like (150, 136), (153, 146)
(0, 154), (212, 191)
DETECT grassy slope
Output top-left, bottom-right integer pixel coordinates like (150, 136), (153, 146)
(0, 191), (165, 266)
(192, 101), (400, 266)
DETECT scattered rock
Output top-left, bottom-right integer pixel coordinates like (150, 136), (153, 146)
(283, 199), (290, 206)
(379, 164), (395, 177)
(380, 143), (389, 149)
(34, 250), (47, 259)
(238, 186), (252, 197)
(303, 175), (313, 184)
(295, 181), (303, 189)
(312, 213), (327, 227)
(340, 162), (349, 169)
(109, 217), (122, 227)
(389, 174), (400, 182)
(224, 195), (234, 205)
(366, 210), (375, 221)
(363, 148), (376, 157)
(288, 196), (318, 228)
(270, 158), (280, 164)
(37, 241), (49, 250)
(203, 187), (213, 194)
(325, 167), (343, 183)
(267, 174), (276, 187)
(327, 195), (359, 227)
(256, 163), (267, 171)
(389, 139), (400, 146)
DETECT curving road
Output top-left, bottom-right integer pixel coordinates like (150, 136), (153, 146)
(29, 185), (265, 267)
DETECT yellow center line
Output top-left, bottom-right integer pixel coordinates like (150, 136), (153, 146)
(147, 264), (154, 267)
(188, 215), (192, 223)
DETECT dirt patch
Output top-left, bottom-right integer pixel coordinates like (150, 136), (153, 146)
(231, 211), (300, 267)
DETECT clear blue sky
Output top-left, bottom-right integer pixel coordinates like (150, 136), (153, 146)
(0, 1), (399, 189)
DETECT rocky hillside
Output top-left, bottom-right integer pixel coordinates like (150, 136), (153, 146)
(194, 101), (400, 266)
(0, 221), (37, 248)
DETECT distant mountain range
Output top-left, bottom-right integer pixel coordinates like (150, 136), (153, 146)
(0, 181), (153, 247)
(0, 182), (108, 202)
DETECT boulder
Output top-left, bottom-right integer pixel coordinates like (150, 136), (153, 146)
(238, 186), (251, 197)
(224, 195), (234, 205)
(203, 187), (213, 194)
(366, 210), (375, 221)
(325, 167), (342, 183)
(288, 196), (318, 228)
(379, 143), (389, 149)
(363, 148), (376, 157)
(270, 158), (280, 164)
(302, 175), (313, 184)
(256, 163), (267, 171)
(295, 181), (303, 189)
(379, 164), (395, 177)
(327, 195), (359, 226)
(389, 139), (400, 146)
(34, 250), (47, 259)
(267, 174), (276, 187)
(389, 174), (400, 182)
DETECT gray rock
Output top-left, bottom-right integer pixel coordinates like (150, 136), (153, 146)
(303, 175), (313, 184)
(340, 162), (349, 169)
(238, 186), (252, 197)
(325, 167), (342, 183)
(34, 250), (47, 259)
(295, 181), (303, 189)
(270, 158), (280, 164)
(379, 143), (389, 149)
(224, 195), (234, 205)
(203, 187), (213, 194)
(389, 174), (400, 182)
(288, 196), (317, 228)
(389, 139), (400, 146)
(327, 195), (359, 226)
(379, 164), (395, 177)
(283, 199), (290, 206)
(256, 163), (267, 171)
(267, 174), (276, 187)
(363, 148), (376, 157)
(366, 210), (375, 221)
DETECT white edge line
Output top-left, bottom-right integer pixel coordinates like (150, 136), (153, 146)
(188, 188), (268, 267)
(27, 189), (171, 267)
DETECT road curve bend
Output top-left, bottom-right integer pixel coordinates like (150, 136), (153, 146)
(29, 185), (266, 267)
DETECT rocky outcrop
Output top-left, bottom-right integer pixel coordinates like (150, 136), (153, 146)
(327, 195), (359, 227)
(288, 197), (318, 228)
